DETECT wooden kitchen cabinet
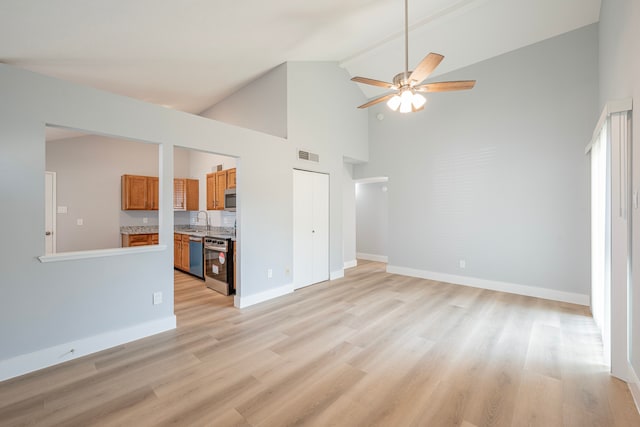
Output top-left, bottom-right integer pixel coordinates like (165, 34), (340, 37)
(173, 178), (199, 211)
(181, 234), (190, 270)
(216, 171), (227, 209)
(122, 175), (159, 210)
(122, 233), (159, 247)
(206, 173), (216, 210)
(227, 168), (236, 189)
(174, 233), (191, 271)
(147, 177), (159, 210)
(206, 168), (235, 210)
(173, 234), (181, 268)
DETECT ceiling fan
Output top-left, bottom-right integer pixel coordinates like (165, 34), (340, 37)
(351, 0), (476, 113)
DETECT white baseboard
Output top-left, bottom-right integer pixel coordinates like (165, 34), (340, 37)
(0, 315), (176, 382)
(344, 259), (357, 269)
(330, 269), (345, 280)
(235, 283), (293, 309)
(628, 362), (640, 414)
(357, 252), (388, 263)
(386, 265), (589, 306)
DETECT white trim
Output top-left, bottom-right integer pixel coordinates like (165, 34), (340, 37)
(330, 269), (345, 280)
(628, 362), (640, 414)
(234, 283), (294, 309)
(387, 265), (589, 306)
(0, 315), (176, 382)
(344, 259), (358, 269)
(38, 244), (168, 263)
(586, 98), (633, 154)
(357, 252), (388, 263)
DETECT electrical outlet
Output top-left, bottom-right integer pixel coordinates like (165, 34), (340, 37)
(143, 217), (148, 224)
(267, 268), (273, 279)
(459, 259), (466, 269)
(76, 218), (83, 226)
(285, 267), (290, 275)
(153, 292), (163, 305)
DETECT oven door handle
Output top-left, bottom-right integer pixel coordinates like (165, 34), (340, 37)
(205, 246), (227, 252)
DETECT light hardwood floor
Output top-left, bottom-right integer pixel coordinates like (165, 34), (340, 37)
(1, 261), (639, 426)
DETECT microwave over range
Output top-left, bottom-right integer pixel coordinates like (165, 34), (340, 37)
(224, 189), (236, 211)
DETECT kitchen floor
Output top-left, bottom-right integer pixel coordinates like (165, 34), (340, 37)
(1, 262), (638, 426)
(174, 270), (234, 323)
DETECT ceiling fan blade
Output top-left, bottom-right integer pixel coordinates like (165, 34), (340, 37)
(408, 53), (444, 85)
(351, 76), (395, 89)
(357, 93), (395, 109)
(414, 80), (476, 93)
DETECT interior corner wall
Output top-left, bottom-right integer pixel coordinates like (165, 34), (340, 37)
(599, 0), (640, 378)
(354, 24), (598, 300)
(200, 63), (288, 138)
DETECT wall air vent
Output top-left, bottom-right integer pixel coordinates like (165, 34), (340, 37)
(297, 149), (319, 163)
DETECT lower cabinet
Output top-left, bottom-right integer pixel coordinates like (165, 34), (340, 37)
(174, 233), (190, 271)
(122, 233), (159, 247)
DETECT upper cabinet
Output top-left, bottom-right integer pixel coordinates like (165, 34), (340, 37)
(121, 175), (158, 210)
(227, 168), (236, 189)
(206, 173), (216, 210)
(206, 168), (235, 210)
(173, 178), (199, 211)
(122, 175), (200, 211)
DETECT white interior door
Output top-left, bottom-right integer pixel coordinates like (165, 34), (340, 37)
(312, 172), (329, 284)
(293, 169), (329, 289)
(45, 171), (56, 255)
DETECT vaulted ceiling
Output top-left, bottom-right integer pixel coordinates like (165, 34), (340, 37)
(0, 0), (600, 114)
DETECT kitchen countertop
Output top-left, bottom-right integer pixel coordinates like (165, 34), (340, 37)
(120, 225), (236, 240)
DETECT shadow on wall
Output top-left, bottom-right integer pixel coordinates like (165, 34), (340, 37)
(355, 177), (389, 263)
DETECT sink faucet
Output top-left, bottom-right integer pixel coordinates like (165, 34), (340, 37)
(197, 210), (210, 231)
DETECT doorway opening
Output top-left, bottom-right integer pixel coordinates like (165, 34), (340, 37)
(172, 146), (238, 315)
(355, 177), (389, 265)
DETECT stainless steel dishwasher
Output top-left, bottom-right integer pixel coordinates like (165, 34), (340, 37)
(188, 235), (204, 279)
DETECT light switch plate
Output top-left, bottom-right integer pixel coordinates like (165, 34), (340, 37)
(57, 206), (68, 214)
(153, 292), (163, 305)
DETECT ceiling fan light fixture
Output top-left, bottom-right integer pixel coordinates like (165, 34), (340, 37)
(387, 94), (402, 111)
(351, 0), (475, 111)
(398, 89), (413, 113)
(412, 93), (426, 109)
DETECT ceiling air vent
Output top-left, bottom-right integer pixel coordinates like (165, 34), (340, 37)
(297, 149), (319, 163)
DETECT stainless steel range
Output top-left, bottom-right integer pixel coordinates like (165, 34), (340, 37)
(204, 237), (234, 295)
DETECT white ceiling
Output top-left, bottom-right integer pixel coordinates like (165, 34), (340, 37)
(0, 0), (600, 114)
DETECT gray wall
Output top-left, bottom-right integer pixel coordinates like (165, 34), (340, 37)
(0, 61), (367, 376)
(286, 62), (368, 276)
(356, 182), (388, 258)
(342, 163), (356, 266)
(46, 135), (160, 252)
(354, 24), (598, 297)
(599, 0), (640, 377)
(200, 64), (288, 138)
